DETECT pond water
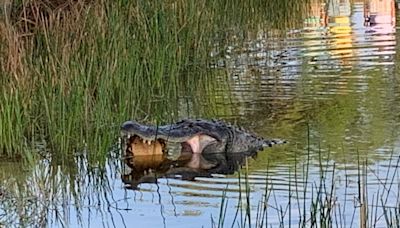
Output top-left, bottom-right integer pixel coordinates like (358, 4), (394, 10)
(1, 0), (400, 227)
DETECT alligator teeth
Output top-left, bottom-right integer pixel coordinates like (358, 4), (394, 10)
(141, 139), (152, 145)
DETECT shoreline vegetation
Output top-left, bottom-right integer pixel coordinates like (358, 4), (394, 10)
(0, 0), (307, 161)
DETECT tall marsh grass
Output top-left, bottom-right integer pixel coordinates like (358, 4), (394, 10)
(1, 0), (212, 161)
(0, 0), (310, 161)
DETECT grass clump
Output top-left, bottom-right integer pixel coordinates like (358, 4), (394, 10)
(213, 143), (400, 227)
(0, 0), (219, 162)
(0, 0), (313, 162)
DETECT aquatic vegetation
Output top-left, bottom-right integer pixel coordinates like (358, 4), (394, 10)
(0, 0), (313, 161)
(213, 144), (400, 227)
(0, 0), (216, 160)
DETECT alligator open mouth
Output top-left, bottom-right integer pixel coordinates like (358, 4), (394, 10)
(121, 120), (222, 157)
(124, 134), (219, 170)
(125, 133), (218, 157)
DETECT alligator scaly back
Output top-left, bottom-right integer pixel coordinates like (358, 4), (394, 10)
(204, 119), (286, 153)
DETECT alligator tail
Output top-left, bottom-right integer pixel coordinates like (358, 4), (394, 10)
(263, 139), (287, 147)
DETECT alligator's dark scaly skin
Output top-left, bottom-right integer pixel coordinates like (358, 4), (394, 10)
(121, 118), (285, 154)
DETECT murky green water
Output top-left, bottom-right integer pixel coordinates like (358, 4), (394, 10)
(1, 0), (400, 227)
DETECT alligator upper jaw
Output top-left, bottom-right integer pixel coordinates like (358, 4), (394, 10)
(121, 120), (194, 142)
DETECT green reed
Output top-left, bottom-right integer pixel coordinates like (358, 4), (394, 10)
(0, 0), (312, 163)
(0, 0), (212, 161)
(214, 142), (400, 227)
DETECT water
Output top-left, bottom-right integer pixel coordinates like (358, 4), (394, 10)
(1, 0), (400, 227)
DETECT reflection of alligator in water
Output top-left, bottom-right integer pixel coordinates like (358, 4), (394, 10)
(120, 118), (286, 189)
(120, 119), (285, 163)
(121, 150), (260, 190)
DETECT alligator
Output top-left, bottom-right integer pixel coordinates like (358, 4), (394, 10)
(120, 119), (286, 163)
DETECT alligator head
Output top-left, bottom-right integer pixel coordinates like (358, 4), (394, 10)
(121, 119), (285, 159)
